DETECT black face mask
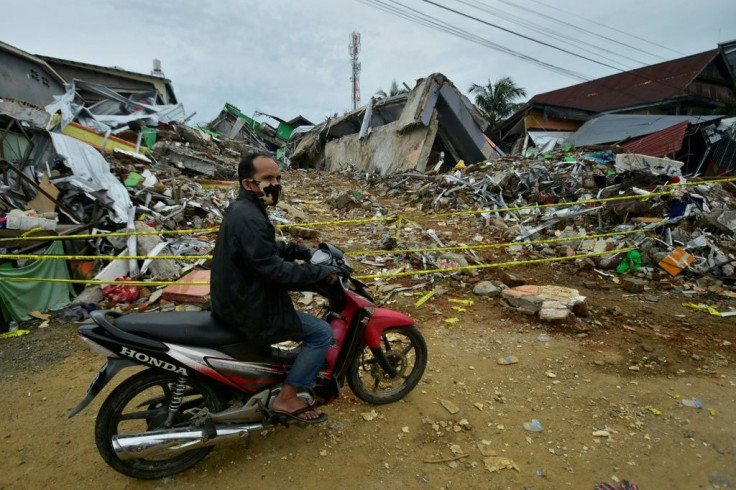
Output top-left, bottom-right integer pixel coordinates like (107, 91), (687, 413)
(253, 180), (282, 206)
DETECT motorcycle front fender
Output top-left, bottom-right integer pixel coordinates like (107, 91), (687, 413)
(68, 357), (136, 418)
(362, 308), (415, 348)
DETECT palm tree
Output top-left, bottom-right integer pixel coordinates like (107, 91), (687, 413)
(376, 80), (409, 98)
(468, 76), (527, 128)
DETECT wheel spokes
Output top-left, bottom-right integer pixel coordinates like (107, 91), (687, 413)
(119, 408), (163, 421)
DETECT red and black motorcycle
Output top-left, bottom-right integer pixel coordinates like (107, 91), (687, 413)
(70, 243), (427, 479)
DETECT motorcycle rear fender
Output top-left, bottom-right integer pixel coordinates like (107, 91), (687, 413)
(362, 308), (415, 348)
(68, 357), (136, 418)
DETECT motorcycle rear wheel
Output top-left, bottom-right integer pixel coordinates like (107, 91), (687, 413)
(347, 326), (427, 404)
(95, 369), (223, 479)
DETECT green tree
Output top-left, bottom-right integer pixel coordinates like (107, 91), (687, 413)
(468, 76), (527, 127)
(376, 80), (409, 98)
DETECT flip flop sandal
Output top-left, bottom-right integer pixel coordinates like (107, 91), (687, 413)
(271, 405), (328, 425)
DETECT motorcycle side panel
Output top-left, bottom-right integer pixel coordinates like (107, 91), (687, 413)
(206, 358), (288, 392)
(362, 308), (415, 348)
(325, 316), (350, 370)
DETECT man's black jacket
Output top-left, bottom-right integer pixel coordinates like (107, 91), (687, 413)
(210, 189), (333, 344)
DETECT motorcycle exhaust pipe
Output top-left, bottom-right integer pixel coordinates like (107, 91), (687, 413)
(112, 422), (264, 460)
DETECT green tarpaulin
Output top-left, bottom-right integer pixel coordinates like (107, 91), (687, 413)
(0, 241), (76, 322)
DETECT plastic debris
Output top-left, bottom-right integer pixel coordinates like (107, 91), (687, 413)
(682, 303), (736, 317)
(615, 250), (642, 274)
(496, 356), (519, 365)
(522, 419), (543, 432)
(101, 276), (141, 303)
(681, 398), (703, 409)
(483, 456), (520, 473)
(659, 246), (694, 276)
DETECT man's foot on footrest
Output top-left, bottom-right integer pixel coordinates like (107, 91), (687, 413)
(271, 405), (327, 425)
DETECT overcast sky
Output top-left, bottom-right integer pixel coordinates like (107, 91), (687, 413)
(5, 0), (736, 127)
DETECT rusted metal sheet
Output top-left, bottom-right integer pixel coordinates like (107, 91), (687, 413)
(621, 121), (689, 157)
(530, 50), (720, 113)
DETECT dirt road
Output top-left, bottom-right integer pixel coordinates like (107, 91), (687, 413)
(1, 263), (734, 490)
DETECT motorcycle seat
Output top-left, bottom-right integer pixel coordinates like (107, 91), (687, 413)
(115, 311), (245, 348)
(113, 311), (303, 363)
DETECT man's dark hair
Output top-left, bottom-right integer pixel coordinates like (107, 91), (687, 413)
(238, 152), (272, 184)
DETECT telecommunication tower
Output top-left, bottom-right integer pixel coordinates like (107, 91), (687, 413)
(349, 32), (361, 110)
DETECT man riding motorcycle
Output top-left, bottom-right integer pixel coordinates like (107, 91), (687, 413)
(210, 152), (340, 423)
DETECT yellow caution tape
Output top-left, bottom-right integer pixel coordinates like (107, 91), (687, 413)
(0, 277), (208, 286)
(674, 176), (736, 186)
(278, 216), (396, 228)
(345, 223), (663, 256)
(414, 290), (435, 307)
(443, 317), (460, 326)
(0, 222), (660, 262)
(352, 247), (637, 280)
(682, 303), (723, 316)
(448, 298), (474, 305)
(3, 177), (734, 243)
(22, 227), (44, 237)
(451, 306), (466, 312)
(0, 329), (31, 339)
(0, 227), (219, 242)
(6, 176), (733, 243)
(0, 247), (637, 284)
(0, 254), (212, 261)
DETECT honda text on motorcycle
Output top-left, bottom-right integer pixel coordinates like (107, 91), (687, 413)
(70, 244), (427, 479)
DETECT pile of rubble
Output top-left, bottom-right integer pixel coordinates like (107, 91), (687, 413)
(1, 73), (735, 327)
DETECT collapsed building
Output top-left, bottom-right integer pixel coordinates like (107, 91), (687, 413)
(290, 73), (504, 175)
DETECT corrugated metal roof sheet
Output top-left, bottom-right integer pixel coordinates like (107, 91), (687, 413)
(530, 50), (719, 113)
(570, 114), (721, 146)
(620, 121), (689, 157)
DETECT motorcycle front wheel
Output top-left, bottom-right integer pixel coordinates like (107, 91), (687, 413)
(95, 369), (223, 479)
(347, 326), (427, 404)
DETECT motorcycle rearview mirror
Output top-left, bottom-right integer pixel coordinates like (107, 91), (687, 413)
(310, 249), (332, 265)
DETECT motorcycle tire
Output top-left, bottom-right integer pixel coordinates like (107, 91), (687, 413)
(347, 326), (427, 405)
(95, 369), (223, 479)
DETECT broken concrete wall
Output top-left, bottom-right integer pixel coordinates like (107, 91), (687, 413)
(325, 115), (438, 175)
(289, 72), (503, 174)
(397, 75), (439, 132)
(0, 48), (65, 107)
